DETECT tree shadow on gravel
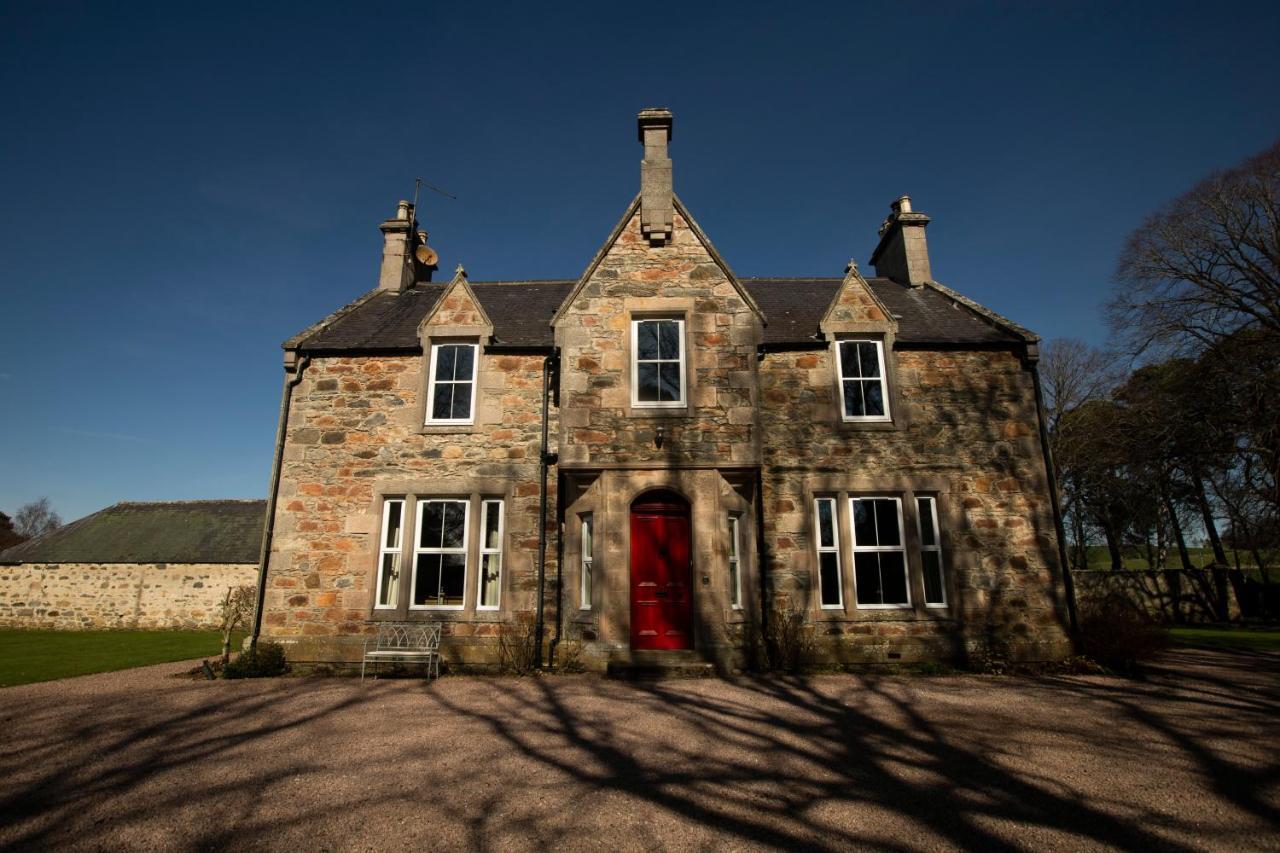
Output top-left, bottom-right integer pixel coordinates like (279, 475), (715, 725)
(427, 650), (1280, 851)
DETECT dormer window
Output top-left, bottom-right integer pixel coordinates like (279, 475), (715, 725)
(426, 343), (478, 424)
(836, 339), (890, 422)
(631, 318), (686, 407)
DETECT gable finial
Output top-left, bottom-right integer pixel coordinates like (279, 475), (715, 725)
(455, 263), (466, 277)
(845, 258), (860, 275)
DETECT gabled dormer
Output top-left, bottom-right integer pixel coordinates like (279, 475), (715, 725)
(820, 261), (899, 426)
(416, 266), (494, 431)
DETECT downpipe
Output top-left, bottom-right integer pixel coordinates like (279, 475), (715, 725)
(533, 348), (560, 669)
(250, 351), (310, 650)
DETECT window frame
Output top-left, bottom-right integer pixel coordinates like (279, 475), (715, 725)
(579, 514), (594, 611)
(728, 514), (743, 610)
(916, 495), (947, 607)
(630, 318), (687, 408)
(814, 497), (844, 610)
(409, 498), (471, 611)
(374, 498), (405, 611)
(476, 499), (504, 611)
(849, 496), (912, 610)
(834, 338), (892, 423)
(425, 342), (479, 425)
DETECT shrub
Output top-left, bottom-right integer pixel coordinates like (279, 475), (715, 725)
(498, 612), (540, 675)
(1078, 595), (1169, 675)
(763, 603), (815, 673)
(223, 641), (288, 679)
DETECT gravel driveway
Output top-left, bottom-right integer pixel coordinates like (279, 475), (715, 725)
(1, 649), (1277, 851)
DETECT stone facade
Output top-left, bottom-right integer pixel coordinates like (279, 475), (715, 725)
(0, 562), (257, 630)
(259, 110), (1073, 671)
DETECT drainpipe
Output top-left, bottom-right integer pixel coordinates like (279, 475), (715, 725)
(754, 466), (770, 664)
(250, 350), (310, 650)
(548, 467), (566, 668)
(533, 348), (560, 669)
(1028, 346), (1079, 641)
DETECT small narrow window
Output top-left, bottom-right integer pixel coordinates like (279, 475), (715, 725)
(728, 515), (743, 609)
(837, 339), (890, 421)
(631, 318), (686, 407)
(426, 343), (478, 424)
(477, 500), (504, 610)
(580, 515), (594, 610)
(411, 499), (468, 609)
(851, 497), (910, 607)
(375, 498), (404, 609)
(814, 497), (842, 608)
(917, 496), (946, 606)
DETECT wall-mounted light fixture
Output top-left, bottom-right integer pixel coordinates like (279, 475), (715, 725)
(654, 426), (665, 449)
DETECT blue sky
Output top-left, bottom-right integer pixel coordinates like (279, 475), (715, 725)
(2, 1), (1278, 522)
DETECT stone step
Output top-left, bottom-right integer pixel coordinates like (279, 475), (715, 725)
(605, 651), (716, 680)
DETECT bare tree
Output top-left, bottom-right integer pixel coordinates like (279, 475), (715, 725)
(1110, 139), (1280, 356)
(13, 498), (62, 539)
(219, 585), (257, 667)
(1040, 338), (1121, 430)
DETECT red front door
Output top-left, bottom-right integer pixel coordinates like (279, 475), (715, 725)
(630, 494), (693, 650)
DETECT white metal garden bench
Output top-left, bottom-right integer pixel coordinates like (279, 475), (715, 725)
(361, 622), (442, 681)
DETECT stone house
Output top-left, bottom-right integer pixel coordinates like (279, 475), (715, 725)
(256, 109), (1074, 671)
(0, 500), (263, 630)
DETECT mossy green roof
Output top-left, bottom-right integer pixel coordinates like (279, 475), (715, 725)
(0, 500), (266, 564)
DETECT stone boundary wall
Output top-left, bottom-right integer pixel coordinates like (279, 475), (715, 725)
(0, 562), (259, 630)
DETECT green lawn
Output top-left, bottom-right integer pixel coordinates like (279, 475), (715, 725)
(0, 629), (241, 688)
(1082, 545), (1276, 573)
(1167, 626), (1280, 653)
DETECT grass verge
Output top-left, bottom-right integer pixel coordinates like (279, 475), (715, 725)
(0, 629), (242, 688)
(1167, 626), (1280, 653)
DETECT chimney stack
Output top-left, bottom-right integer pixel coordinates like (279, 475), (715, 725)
(870, 195), (932, 287)
(378, 200), (415, 293)
(637, 108), (674, 245)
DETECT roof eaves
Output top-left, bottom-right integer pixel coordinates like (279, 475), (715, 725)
(923, 280), (1039, 343)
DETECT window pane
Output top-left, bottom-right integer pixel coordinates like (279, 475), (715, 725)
(441, 502), (466, 548)
(729, 559), (740, 607)
(879, 552), (908, 604)
(923, 552), (944, 604)
(637, 363), (660, 401)
(858, 342), (880, 378)
(440, 554), (466, 605)
(658, 363), (681, 401)
(819, 552), (841, 606)
(854, 553), (882, 605)
(852, 499), (875, 545)
(727, 517), (739, 559)
(413, 553), (442, 606)
(450, 382), (472, 420)
(839, 342), (859, 379)
(843, 379), (864, 417)
(483, 502), (502, 549)
(817, 499), (835, 548)
(874, 499), (901, 546)
(918, 498), (937, 546)
(862, 380), (885, 417)
(384, 502), (402, 548)
(479, 553), (501, 607)
(378, 552), (400, 607)
(434, 346), (456, 380)
(453, 345), (474, 379)
(637, 321), (659, 359)
(582, 516), (593, 560)
(658, 320), (680, 359)
(421, 503), (444, 547)
(432, 384), (455, 420)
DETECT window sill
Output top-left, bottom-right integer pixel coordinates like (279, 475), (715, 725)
(855, 603), (913, 610)
(419, 422), (479, 435)
(835, 418), (899, 433)
(626, 405), (691, 419)
(367, 610), (512, 623)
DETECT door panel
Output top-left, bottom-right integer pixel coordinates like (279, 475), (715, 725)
(630, 506), (692, 650)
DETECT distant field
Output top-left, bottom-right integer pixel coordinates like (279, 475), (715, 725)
(0, 630), (241, 688)
(1167, 626), (1280, 653)
(1082, 545), (1274, 572)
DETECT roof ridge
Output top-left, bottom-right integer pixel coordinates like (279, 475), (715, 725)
(112, 499), (266, 507)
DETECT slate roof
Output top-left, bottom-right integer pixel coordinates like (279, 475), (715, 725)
(290, 277), (1028, 353)
(0, 500), (266, 564)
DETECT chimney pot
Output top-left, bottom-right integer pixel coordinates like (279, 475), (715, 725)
(892, 195), (912, 214)
(377, 201), (416, 293)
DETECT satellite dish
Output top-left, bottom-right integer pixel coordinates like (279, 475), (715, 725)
(415, 245), (439, 266)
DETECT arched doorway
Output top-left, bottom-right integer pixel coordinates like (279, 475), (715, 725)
(630, 489), (693, 650)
